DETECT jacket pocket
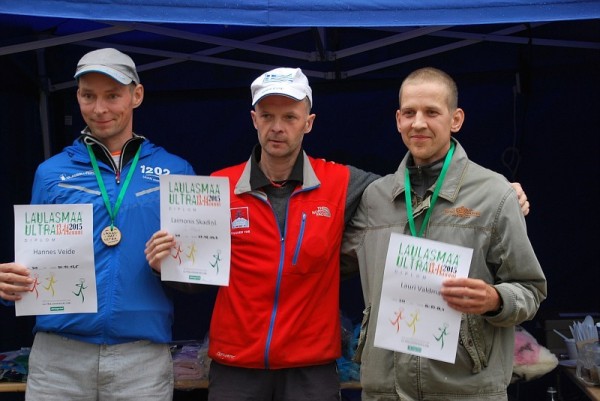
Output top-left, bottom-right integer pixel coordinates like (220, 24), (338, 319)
(353, 305), (371, 363)
(291, 212), (307, 266)
(459, 313), (489, 373)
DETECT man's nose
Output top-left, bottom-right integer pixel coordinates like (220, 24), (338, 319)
(412, 112), (427, 129)
(93, 99), (108, 113)
(271, 117), (284, 131)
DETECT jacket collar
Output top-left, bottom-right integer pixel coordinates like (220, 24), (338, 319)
(249, 144), (304, 190)
(79, 129), (145, 172)
(235, 146), (321, 195)
(391, 137), (468, 204)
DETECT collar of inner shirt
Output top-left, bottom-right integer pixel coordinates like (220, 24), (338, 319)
(249, 145), (304, 190)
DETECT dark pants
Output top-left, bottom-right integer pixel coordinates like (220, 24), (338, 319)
(208, 361), (341, 401)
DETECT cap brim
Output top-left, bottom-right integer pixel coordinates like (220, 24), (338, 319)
(74, 65), (134, 85)
(252, 86), (307, 106)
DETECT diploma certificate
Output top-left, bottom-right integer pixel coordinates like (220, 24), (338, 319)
(160, 175), (231, 286)
(374, 232), (472, 363)
(14, 204), (96, 316)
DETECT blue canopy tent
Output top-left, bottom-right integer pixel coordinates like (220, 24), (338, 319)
(2, 0), (599, 26)
(1, 4), (599, 389)
(1, 1), (599, 156)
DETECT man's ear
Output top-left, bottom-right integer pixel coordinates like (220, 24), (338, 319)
(304, 113), (316, 134)
(250, 110), (258, 130)
(132, 84), (144, 109)
(395, 109), (402, 135)
(450, 108), (465, 133)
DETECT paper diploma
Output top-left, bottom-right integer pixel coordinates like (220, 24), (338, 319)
(14, 204), (96, 316)
(374, 232), (472, 363)
(159, 175), (230, 286)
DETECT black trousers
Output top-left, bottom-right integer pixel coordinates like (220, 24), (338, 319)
(208, 360), (341, 401)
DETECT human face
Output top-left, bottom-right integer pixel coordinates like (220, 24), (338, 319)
(251, 95), (315, 164)
(77, 72), (143, 152)
(396, 81), (464, 166)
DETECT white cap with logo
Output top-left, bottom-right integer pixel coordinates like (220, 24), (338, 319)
(74, 48), (140, 85)
(251, 67), (312, 107)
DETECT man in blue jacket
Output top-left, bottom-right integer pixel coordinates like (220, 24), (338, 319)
(0, 48), (194, 400)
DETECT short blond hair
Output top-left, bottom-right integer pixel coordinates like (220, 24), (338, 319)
(399, 67), (458, 111)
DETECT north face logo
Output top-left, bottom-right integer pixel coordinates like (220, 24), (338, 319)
(312, 206), (331, 217)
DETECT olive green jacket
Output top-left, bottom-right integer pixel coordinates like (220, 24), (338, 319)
(341, 139), (547, 401)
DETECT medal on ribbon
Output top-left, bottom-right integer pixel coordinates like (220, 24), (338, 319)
(87, 143), (141, 246)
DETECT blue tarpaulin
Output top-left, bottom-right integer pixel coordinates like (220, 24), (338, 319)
(1, 0), (599, 26)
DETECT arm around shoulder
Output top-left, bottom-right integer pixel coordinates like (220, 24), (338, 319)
(485, 188), (547, 327)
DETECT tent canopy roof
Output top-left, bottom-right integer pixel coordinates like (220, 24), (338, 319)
(1, 0), (599, 27)
(1, 1), (598, 95)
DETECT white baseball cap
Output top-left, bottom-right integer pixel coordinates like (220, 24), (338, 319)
(74, 48), (140, 85)
(251, 67), (312, 107)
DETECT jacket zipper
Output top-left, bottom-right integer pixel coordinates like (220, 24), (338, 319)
(292, 212), (307, 265)
(262, 187), (312, 368)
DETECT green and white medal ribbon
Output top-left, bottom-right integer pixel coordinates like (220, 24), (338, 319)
(404, 141), (455, 238)
(87, 144), (141, 246)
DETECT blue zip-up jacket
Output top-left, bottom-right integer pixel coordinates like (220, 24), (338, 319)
(27, 134), (195, 345)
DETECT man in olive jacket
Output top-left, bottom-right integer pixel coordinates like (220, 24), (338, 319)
(342, 67), (546, 401)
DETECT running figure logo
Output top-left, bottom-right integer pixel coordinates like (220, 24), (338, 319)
(72, 278), (88, 303)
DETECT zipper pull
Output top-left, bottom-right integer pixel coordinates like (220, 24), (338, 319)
(115, 170), (121, 184)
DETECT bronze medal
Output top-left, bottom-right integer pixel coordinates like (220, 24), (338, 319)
(101, 226), (122, 246)
(87, 144), (142, 248)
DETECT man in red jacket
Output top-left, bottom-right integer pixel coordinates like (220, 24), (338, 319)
(148, 67), (378, 400)
(205, 68), (379, 400)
